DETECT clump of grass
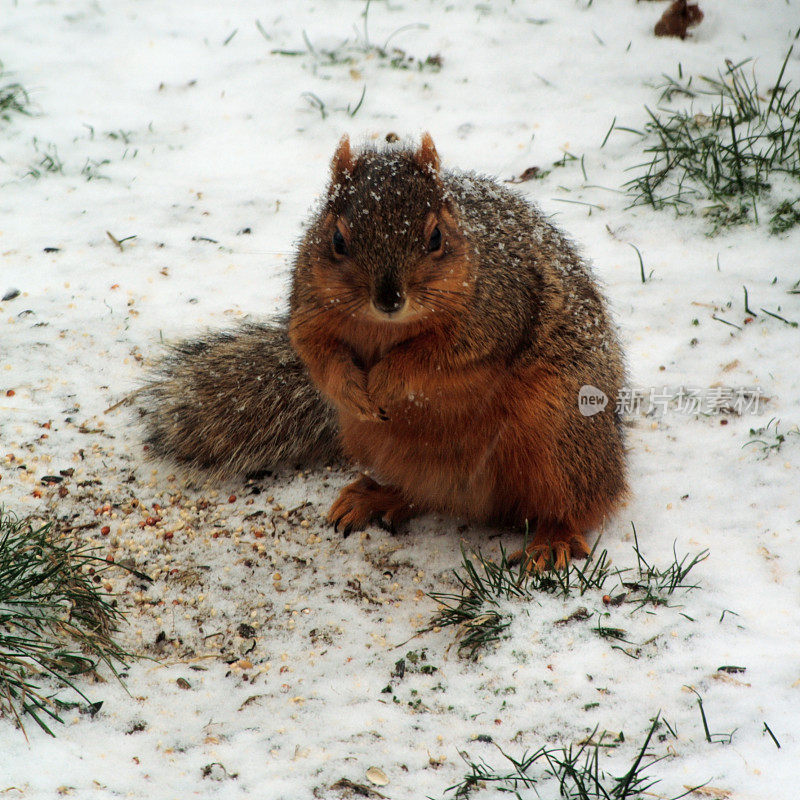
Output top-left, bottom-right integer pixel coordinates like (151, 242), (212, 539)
(301, 84), (367, 120)
(81, 156), (111, 181)
(622, 524), (708, 610)
(744, 417), (799, 459)
(271, 0), (442, 74)
(24, 139), (120, 182)
(25, 137), (63, 179)
(623, 38), (800, 233)
(425, 548), (517, 659)
(770, 198), (800, 233)
(441, 714), (697, 799)
(0, 60), (30, 123)
(427, 543), (611, 658)
(686, 688), (736, 745)
(427, 529), (707, 659)
(273, 0), (440, 120)
(0, 509), (137, 736)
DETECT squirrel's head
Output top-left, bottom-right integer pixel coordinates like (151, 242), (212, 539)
(308, 133), (469, 325)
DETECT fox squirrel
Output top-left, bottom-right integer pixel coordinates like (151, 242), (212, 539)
(141, 134), (626, 570)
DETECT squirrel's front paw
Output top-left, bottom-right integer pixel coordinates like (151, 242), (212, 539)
(338, 379), (384, 422)
(328, 474), (414, 536)
(367, 361), (407, 414)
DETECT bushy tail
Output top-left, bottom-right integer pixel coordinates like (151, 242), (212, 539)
(138, 323), (341, 477)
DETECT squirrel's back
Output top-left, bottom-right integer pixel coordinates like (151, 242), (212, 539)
(442, 169), (624, 392)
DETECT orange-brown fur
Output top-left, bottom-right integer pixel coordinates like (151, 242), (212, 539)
(289, 134), (627, 569)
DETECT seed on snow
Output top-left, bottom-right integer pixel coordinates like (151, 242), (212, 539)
(366, 767), (389, 786)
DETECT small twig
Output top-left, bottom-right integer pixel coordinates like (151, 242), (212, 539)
(760, 307), (798, 327)
(104, 386), (150, 414)
(550, 198), (604, 210)
(347, 85), (367, 117)
(763, 721), (781, 749)
(600, 116), (617, 148)
(711, 314), (742, 331)
(743, 286), (758, 316)
(255, 19), (271, 42)
(628, 243), (647, 284)
(689, 688), (712, 742)
(106, 231), (136, 251)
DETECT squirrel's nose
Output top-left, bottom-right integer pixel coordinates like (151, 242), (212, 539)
(372, 281), (406, 316)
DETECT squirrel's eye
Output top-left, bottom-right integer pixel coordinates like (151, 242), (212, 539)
(427, 226), (442, 253)
(332, 229), (348, 257)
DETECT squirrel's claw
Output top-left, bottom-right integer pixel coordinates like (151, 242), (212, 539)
(376, 517), (398, 535)
(328, 474), (414, 537)
(375, 504), (411, 535)
(366, 360), (407, 416)
(509, 524), (590, 573)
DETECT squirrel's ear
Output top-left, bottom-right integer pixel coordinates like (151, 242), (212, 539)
(414, 132), (440, 175)
(330, 135), (355, 183)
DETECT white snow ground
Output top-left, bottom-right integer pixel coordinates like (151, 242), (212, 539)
(1, 1), (799, 798)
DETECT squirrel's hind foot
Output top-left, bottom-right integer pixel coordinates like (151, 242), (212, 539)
(328, 474), (415, 537)
(510, 523), (591, 572)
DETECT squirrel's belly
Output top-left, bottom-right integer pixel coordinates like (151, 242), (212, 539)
(339, 409), (505, 520)
(337, 370), (626, 528)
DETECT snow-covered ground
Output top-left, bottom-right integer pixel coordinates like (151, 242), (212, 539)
(1, 1), (798, 797)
